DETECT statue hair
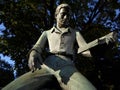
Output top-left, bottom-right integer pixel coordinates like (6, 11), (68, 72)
(55, 3), (71, 18)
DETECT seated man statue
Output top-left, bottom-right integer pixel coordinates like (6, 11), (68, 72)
(28, 3), (96, 90)
(3, 3), (117, 90)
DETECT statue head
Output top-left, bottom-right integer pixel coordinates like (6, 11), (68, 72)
(55, 4), (71, 28)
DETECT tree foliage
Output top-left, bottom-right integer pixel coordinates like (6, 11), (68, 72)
(0, 0), (120, 89)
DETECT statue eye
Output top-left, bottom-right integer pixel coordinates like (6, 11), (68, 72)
(61, 13), (65, 16)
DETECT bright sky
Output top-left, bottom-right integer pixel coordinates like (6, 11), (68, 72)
(0, 23), (15, 66)
(0, 54), (14, 66)
(0, 23), (6, 34)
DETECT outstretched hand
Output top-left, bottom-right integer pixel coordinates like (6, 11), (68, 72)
(105, 31), (118, 44)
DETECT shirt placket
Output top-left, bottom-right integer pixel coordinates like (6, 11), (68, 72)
(60, 33), (65, 49)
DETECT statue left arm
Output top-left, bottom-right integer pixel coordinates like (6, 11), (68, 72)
(76, 31), (117, 57)
(76, 30), (92, 57)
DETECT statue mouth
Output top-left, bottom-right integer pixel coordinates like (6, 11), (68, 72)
(61, 20), (69, 24)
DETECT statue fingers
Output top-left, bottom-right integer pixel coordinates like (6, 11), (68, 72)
(28, 58), (36, 72)
(113, 31), (118, 41)
(34, 57), (42, 70)
(107, 37), (115, 44)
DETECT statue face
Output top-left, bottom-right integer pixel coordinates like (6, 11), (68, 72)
(56, 8), (70, 28)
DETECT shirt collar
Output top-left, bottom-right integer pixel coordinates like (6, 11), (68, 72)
(51, 26), (72, 33)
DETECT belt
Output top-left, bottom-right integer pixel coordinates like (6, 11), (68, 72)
(48, 52), (73, 60)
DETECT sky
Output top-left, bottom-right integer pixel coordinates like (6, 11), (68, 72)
(0, 54), (14, 66)
(0, 23), (15, 66)
(0, 23), (5, 35)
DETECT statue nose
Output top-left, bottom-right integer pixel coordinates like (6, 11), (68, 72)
(64, 15), (68, 19)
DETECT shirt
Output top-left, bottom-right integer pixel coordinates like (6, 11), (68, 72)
(32, 26), (88, 55)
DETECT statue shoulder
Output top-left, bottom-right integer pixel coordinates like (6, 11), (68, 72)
(41, 27), (53, 35)
(68, 27), (76, 33)
(45, 27), (54, 35)
(70, 28), (82, 36)
(69, 27), (80, 32)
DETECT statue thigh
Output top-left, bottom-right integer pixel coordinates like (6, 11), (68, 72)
(2, 68), (61, 90)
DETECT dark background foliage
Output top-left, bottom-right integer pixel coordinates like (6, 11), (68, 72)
(0, 0), (120, 89)
(0, 58), (14, 88)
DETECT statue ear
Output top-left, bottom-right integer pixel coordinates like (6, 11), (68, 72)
(55, 14), (57, 19)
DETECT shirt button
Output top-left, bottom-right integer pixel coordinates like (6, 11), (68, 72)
(60, 44), (64, 48)
(60, 46), (64, 49)
(60, 41), (64, 45)
(61, 36), (64, 38)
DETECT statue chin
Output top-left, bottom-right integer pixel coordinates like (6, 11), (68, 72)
(58, 24), (69, 28)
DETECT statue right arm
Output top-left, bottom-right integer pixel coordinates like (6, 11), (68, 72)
(28, 31), (47, 72)
(31, 31), (48, 53)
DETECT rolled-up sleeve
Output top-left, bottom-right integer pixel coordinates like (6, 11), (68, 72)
(31, 31), (47, 53)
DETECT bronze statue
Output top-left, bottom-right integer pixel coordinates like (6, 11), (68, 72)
(28, 3), (96, 90)
(2, 3), (117, 90)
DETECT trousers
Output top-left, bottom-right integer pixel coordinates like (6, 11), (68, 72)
(43, 55), (96, 90)
(2, 55), (96, 90)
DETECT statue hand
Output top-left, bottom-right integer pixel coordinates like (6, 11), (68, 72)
(105, 31), (118, 44)
(28, 50), (43, 72)
(98, 32), (118, 45)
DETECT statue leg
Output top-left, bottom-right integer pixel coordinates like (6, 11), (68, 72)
(55, 66), (97, 90)
(67, 72), (96, 90)
(2, 68), (62, 90)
